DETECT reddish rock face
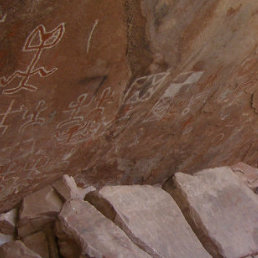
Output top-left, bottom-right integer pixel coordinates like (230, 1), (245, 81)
(0, 0), (129, 212)
(1, 0), (258, 211)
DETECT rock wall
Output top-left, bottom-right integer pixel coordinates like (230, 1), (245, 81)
(1, 0), (258, 211)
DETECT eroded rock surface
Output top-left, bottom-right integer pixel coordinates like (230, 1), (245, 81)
(57, 199), (150, 258)
(1, 0), (258, 212)
(169, 167), (258, 258)
(0, 0), (129, 212)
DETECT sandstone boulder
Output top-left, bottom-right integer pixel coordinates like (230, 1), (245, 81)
(18, 185), (63, 237)
(87, 185), (210, 258)
(23, 231), (49, 258)
(0, 208), (17, 234)
(170, 167), (258, 258)
(0, 240), (41, 258)
(57, 199), (150, 258)
(231, 162), (258, 193)
(52, 174), (95, 201)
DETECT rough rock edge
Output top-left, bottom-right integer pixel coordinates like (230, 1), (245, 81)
(85, 190), (161, 257)
(162, 175), (223, 258)
(57, 201), (118, 257)
(56, 213), (85, 256)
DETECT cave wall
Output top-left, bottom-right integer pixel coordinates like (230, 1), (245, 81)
(1, 0), (258, 212)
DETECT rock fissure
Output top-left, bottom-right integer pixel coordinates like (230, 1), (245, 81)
(163, 176), (223, 258)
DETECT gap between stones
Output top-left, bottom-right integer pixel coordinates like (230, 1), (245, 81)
(85, 191), (158, 257)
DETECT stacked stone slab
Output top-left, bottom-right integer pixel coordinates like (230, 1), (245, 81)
(0, 174), (95, 257)
(86, 185), (211, 258)
(164, 166), (258, 258)
(1, 166), (258, 257)
(57, 199), (150, 258)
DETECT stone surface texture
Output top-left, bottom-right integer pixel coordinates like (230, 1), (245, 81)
(57, 199), (150, 258)
(18, 185), (63, 237)
(0, 208), (17, 234)
(1, 0), (258, 212)
(94, 185), (211, 258)
(0, 240), (41, 258)
(171, 167), (258, 258)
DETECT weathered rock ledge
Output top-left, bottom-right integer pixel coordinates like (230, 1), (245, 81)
(2, 0), (258, 212)
(0, 164), (258, 258)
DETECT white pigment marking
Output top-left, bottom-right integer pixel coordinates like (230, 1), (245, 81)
(87, 19), (99, 53)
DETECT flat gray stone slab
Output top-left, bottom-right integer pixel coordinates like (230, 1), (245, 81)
(58, 199), (150, 258)
(94, 185), (210, 258)
(173, 167), (258, 258)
